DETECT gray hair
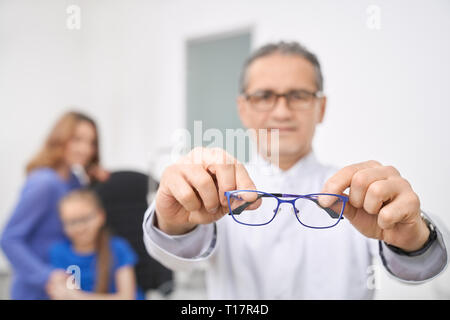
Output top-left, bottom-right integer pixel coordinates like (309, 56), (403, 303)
(239, 41), (324, 94)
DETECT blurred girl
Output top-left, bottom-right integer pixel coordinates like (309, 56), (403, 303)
(0, 111), (109, 299)
(47, 189), (143, 300)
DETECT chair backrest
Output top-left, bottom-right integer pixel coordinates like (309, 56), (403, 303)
(93, 171), (173, 294)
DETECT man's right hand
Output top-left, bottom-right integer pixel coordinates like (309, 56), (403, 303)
(154, 147), (258, 235)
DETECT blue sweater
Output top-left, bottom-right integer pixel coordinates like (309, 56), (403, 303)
(1, 167), (82, 299)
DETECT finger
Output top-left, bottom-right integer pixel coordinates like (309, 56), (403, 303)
(234, 163), (261, 209)
(210, 163), (236, 207)
(235, 162), (256, 191)
(235, 162), (257, 194)
(183, 165), (220, 213)
(168, 173), (202, 213)
(187, 147), (237, 208)
(377, 191), (421, 229)
(320, 160), (382, 206)
(362, 179), (402, 214)
(188, 206), (229, 225)
(349, 166), (401, 208)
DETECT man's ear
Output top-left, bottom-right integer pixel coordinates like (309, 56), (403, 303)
(317, 96), (327, 124)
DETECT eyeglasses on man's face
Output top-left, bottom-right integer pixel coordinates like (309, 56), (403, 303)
(225, 190), (347, 229)
(243, 89), (324, 112)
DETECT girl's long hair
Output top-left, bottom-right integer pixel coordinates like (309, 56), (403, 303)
(60, 189), (111, 293)
(26, 111), (100, 179)
(95, 225), (112, 293)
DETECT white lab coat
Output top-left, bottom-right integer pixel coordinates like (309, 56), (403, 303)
(143, 151), (448, 299)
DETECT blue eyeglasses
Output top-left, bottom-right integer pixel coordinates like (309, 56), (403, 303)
(225, 190), (348, 229)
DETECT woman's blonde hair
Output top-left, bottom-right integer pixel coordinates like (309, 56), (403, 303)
(26, 111), (100, 177)
(60, 189), (111, 293)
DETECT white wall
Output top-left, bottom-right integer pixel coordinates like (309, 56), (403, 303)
(1, 0), (449, 299)
(0, 0), (165, 269)
(0, 0), (87, 269)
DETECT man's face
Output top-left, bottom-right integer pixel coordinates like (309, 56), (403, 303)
(238, 53), (326, 165)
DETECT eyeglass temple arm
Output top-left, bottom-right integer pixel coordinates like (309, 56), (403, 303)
(306, 197), (343, 219)
(229, 193), (343, 219)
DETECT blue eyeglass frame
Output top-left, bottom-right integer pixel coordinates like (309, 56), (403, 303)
(224, 190), (348, 229)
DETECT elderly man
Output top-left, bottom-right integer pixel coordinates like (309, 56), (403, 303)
(143, 42), (448, 299)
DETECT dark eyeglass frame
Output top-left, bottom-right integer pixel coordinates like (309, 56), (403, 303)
(224, 190), (347, 229)
(243, 89), (324, 111)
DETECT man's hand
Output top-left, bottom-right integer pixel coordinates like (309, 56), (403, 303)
(321, 160), (430, 252)
(154, 147), (258, 235)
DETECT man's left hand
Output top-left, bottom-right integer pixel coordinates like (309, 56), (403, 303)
(321, 160), (430, 252)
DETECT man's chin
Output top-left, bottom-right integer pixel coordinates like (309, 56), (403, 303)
(276, 143), (308, 158)
(257, 136), (307, 158)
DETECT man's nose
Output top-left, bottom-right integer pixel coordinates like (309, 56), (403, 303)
(271, 96), (292, 118)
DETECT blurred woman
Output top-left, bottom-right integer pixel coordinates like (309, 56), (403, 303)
(47, 189), (143, 300)
(0, 111), (109, 299)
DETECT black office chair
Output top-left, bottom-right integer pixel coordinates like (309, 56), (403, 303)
(93, 171), (173, 296)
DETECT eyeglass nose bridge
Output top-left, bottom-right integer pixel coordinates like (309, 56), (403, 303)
(273, 199), (299, 215)
(271, 93), (291, 110)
